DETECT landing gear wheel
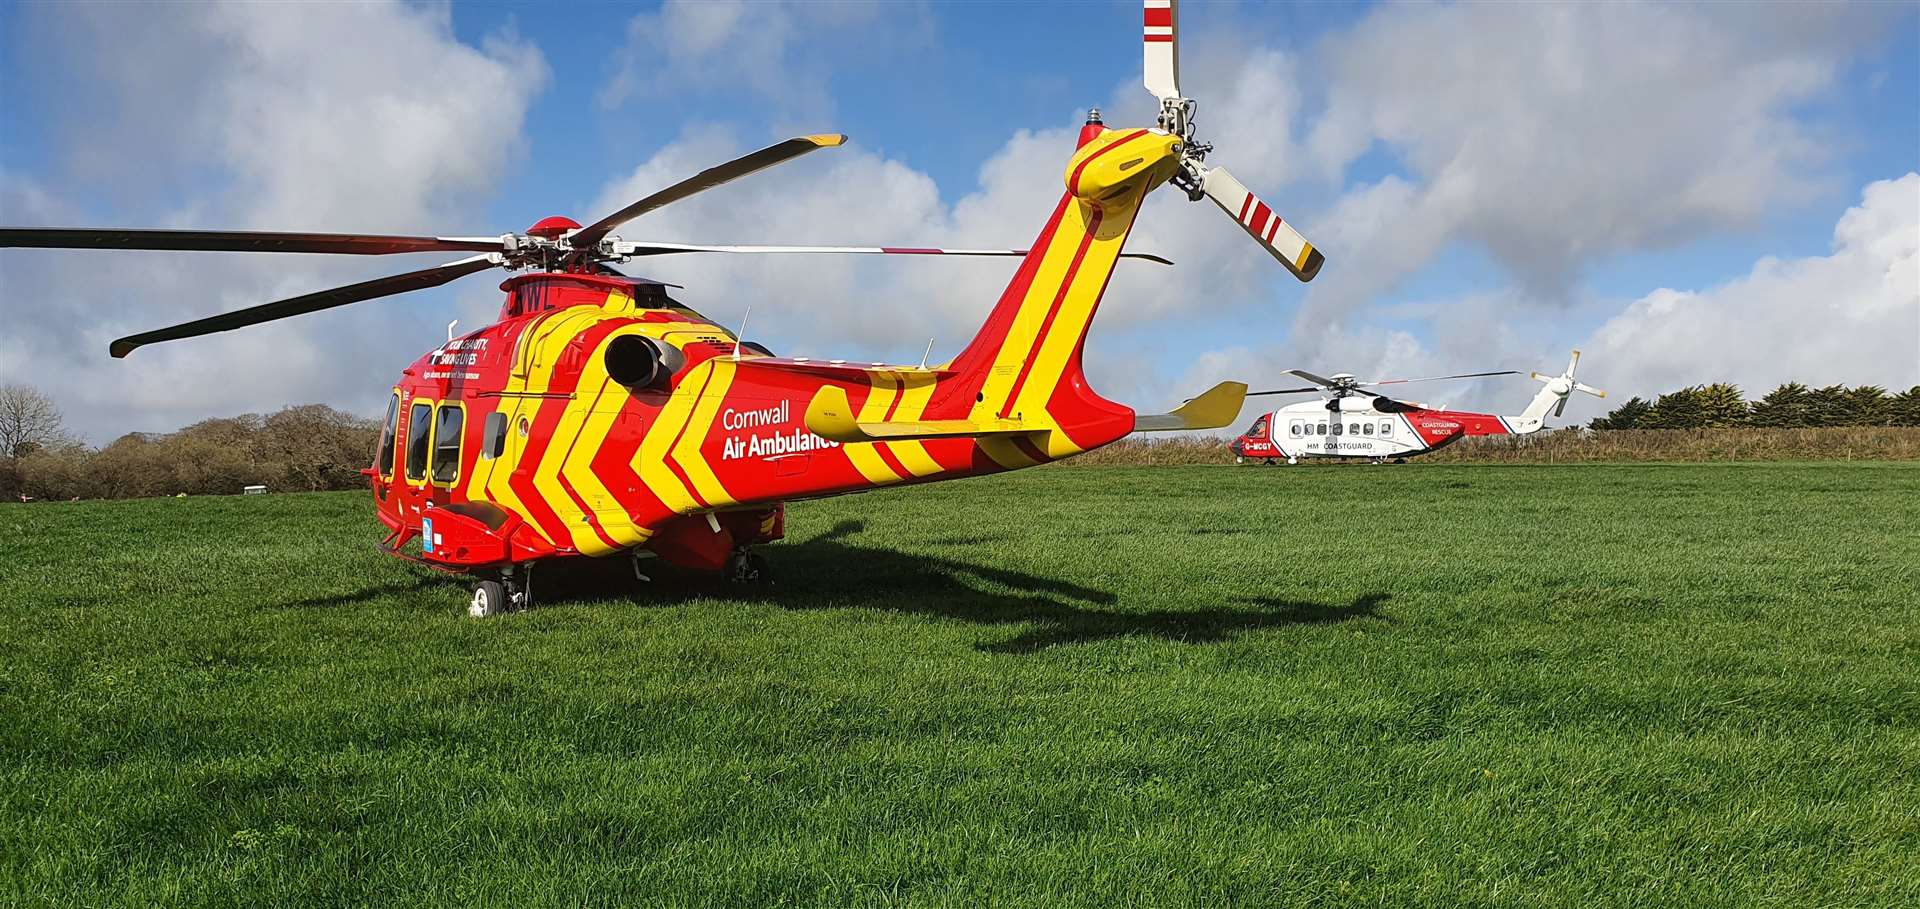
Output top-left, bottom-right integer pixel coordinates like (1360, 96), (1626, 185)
(469, 580), (507, 618)
(724, 549), (769, 586)
(1235, 456), (1244, 464)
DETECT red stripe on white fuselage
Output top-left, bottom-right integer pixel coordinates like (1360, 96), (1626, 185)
(1421, 410), (1514, 437)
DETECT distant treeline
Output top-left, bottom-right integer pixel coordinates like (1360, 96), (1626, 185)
(7, 379), (1920, 502)
(1588, 383), (1920, 430)
(4, 396), (376, 502)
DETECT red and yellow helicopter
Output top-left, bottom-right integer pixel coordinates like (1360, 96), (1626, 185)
(3, 1), (1322, 614)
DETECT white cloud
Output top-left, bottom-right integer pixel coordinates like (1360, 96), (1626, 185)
(0, 1), (547, 441)
(598, 0), (932, 127)
(1290, 0), (1890, 335)
(1582, 173), (1920, 400)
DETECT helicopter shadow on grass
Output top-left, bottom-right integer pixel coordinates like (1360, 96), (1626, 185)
(283, 521), (1392, 653)
(547, 519), (1394, 654)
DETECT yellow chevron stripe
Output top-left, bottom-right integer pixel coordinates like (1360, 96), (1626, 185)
(531, 376), (614, 554)
(845, 375), (906, 484)
(883, 373), (943, 476)
(522, 308), (630, 553)
(557, 343), (650, 553)
(634, 369), (706, 515)
(977, 436), (1039, 470)
(1019, 188), (1144, 457)
(476, 310), (603, 542)
(969, 200), (1087, 422)
(672, 359), (739, 508)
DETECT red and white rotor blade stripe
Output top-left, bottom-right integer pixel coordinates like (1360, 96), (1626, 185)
(1201, 166), (1324, 282)
(1144, 0), (1180, 101)
(616, 241), (1172, 265)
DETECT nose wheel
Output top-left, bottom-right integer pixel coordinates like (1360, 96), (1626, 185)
(468, 564), (533, 617)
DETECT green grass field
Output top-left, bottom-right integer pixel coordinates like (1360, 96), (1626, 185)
(3, 463), (1916, 907)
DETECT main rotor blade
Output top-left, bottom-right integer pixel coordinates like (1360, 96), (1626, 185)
(1200, 166), (1323, 282)
(615, 241), (1171, 265)
(1245, 386), (1322, 397)
(571, 135), (848, 251)
(1, 227), (504, 256)
(109, 254), (499, 358)
(1144, 0), (1180, 102)
(1364, 370), (1521, 386)
(1285, 369), (1342, 388)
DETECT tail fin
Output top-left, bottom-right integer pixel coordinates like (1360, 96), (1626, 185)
(927, 126), (1185, 456)
(1513, 349), (1606, 432)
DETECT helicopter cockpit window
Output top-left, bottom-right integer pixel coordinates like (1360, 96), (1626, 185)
(1249, 415), (1269, 438)
(376, 393), (399, 477)
(481, 412), (508, 461)
(405, 402), (432, 481)
(432, 404), (464, 485)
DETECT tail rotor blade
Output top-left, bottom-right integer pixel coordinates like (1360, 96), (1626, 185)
(109, 254), (500, 358)
(571, 134), (848, 251)
(1200, 166), (1323, 282)
(1575, 382), (1607, 399)
(1566, 348), (1581, 379)
(1143, 0), (1180, 101)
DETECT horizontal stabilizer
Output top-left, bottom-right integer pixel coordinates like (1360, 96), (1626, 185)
(1134, 381), (1247, 432)
(804, 386), (1036, 444)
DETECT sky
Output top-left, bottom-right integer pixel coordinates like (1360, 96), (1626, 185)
(1, 0), (1916, 443)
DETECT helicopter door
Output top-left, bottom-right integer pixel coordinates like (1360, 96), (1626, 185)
(372, 392), (399, 504)
(394, 399), (434, 522)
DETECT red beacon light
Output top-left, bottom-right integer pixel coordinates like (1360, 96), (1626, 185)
(526, 216), (581, 240)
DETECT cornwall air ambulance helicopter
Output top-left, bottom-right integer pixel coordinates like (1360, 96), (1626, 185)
(1229, 351), (1606, 464)
(2, 1), (1323, 615)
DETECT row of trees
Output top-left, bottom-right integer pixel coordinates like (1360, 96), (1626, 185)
(1589, 383), (1920, 431)
(2, 385), (378, 501)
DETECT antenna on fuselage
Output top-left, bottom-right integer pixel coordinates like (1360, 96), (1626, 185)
(919, 338), (934, 369)
(732, 305), (752, 361)
(446, 319), (458, 342)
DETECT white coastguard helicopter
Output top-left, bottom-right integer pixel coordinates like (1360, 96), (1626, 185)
(1229, 350), (1605, 464)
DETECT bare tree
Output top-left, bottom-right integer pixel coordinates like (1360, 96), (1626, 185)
(0, 384), (66, 460)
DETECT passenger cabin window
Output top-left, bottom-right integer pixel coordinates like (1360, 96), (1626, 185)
(1349, 422), (1360, 435)
(376, 393), (399, 477)
(405, 402), (432, 481)
(1362, 423), (1374, 435)
(1380, 421), (1393, 436)
(1290, 420), (1304, 438)
(432, 404), (464, 485)
(1317, 422), (1328, 435)
(481, 412), (508, 460)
